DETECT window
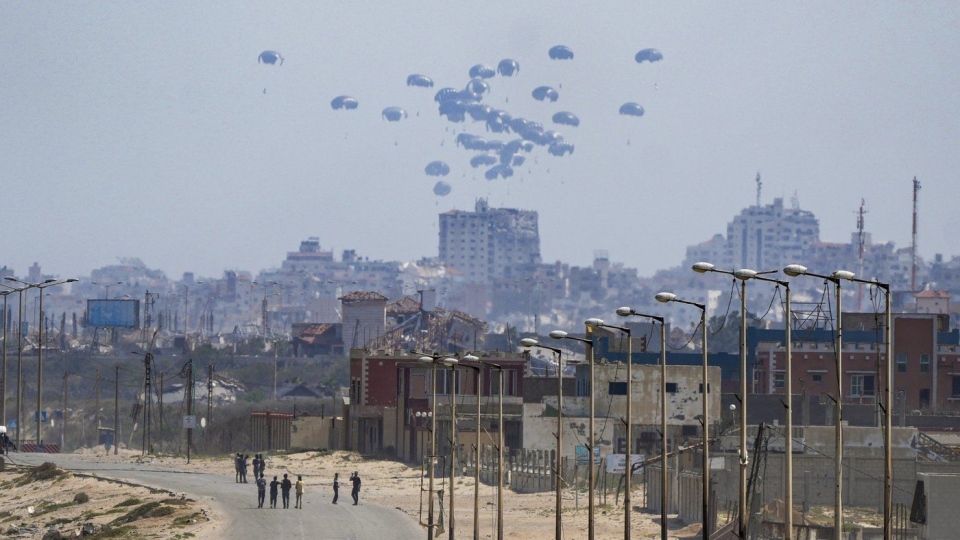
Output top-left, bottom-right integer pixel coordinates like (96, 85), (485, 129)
(698, 383), (711, 393)
(851, 375), (875, 397)
(436, 370), (461, 395)
(897, 353), (908, 373)
(774, 373), (785, 389)
(609, 382), (627, 395)
(812, 374), (822, 383)
(920, 354), (930, 373)
(952, 376), (960, 398)
(666, 383), (678, 393)
(576, 374), (589, 397)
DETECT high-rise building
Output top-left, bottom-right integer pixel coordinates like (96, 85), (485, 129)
(686, 196), (820, 271)
(438, 198), (541, 283)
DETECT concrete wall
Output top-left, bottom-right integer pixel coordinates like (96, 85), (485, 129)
(341, 299), (385, 350)
(291, 416), (343, 451)
(916, 473), (960, 540)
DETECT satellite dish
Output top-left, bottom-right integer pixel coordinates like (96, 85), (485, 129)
(200, 417), (207, 428)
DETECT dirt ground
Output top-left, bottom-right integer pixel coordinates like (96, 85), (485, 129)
(2, 448), (705, 539)
(0, 449), (208, 539)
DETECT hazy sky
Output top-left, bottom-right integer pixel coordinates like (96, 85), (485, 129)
(3, 2), (958, 281)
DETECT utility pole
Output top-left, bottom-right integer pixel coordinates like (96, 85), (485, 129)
(141, 353), (153, 455)
(114, 365), (119, 455)
(206, 364), (214, 453)
(180, 359), (195, 463)
(60, 372), (68, 451)
(94, 368), (100, 447)
(158, 372), (164, 453)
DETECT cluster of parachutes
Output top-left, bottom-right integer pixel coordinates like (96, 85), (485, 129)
(258, 44), (662, 197)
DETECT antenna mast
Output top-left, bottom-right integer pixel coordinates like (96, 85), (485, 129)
(755, 172), (762, 207)
(856, 199), (868, 310)
(911, 177), (921, 291)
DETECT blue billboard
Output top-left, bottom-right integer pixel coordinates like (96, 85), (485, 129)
(87, 299), (140, 328)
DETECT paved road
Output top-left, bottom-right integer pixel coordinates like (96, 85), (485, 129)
(7, 453), (423, 540)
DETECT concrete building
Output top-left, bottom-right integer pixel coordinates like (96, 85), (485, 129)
(438, 198), (540, 284)
(339, 291), (387, 350)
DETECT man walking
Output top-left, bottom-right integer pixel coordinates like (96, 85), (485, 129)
(295, 475), (305, 509)
(256, 473), (267, 508)
(350, 471), (361, 505)
(269, 475), (280, 509)
(332, 473), (339, 504)
(281, 473), (293, 509)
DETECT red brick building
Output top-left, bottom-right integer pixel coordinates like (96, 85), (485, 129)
(346, 348), (528, 461)
(751, 313), (960, 412)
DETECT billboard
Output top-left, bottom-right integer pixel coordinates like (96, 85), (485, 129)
(87, 299), (140, 328)
(606, 454), (645, 474)
(575, 445), (602, 465)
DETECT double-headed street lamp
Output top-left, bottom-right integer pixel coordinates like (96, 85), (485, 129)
(783, 264), (854, 540)
(520, 338), (565, 540)
(0, 288), (14, 430)
(453, 356), (483, 540)
(417, 352), (458, 540)
(616, 307), (669, 540)
(832, 274), (893, 540)
(586, 318), (636, 540)
(91, 281), (122, 299)
(6, 277), (77, 445)
(0, 280), (42, 444)
(549, 319), (599, 540)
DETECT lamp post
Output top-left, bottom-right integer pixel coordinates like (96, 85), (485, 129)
(2, 281), (39, 445)
(7, 277), (75, 445)
(587, 318), (635, 540)
(91, 281), (122, 300)
(784, 264), (853, 540)
(446, 356), (460, 540)
(834, 273), (893, 540)
(550, 320), (598, 540)
(417, 353), (457, 540)
(456, 357), (482, 540)
(616, 307), (669, 540)
(480, 359), (505, 540)
(520, 338), (565, 540)
(0, 288), (13, 430)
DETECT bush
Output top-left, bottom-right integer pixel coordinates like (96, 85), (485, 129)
(73, 493), (90, 504)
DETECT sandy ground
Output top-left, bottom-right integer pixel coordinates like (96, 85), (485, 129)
(0, 449), (208, 539)
(2, 448), (705, 539)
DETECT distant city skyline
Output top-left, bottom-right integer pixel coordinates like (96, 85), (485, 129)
(3, 2), (957, 280)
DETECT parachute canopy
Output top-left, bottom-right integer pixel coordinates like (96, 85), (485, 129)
(619, 102), (645, 117)
(497, 59), (519, 76)
(382, 107), (408, 121)
(258, 51), (283, 65)
(552, 111), (580, 127)
(485, 164), (514, 180)
(470, 154), (498, 168)
(634, 49), (663, 63)
(532, 86), (559, 102)
(469, 64), (496, 79)
(407, 74), (434, 87)
(548, 45), (574, 60)
(425, 161), (451, 176)
(330, 95), (358, 110)
(433, 181), (452, 197)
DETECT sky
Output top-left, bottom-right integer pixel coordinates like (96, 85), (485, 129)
(2, 2), (958, 281)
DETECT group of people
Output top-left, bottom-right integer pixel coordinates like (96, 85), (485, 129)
(255, 469), (362, 509)
(235, 453), (267, 483)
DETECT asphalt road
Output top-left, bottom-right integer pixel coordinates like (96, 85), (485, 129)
(7, 453), (424, 540)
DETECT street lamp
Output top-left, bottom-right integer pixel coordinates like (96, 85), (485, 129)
(0, 288), (13, 430)
(616, 307), (669, 540)
(445, 356), (460, 540)
(417, 352), (457, 540)
(1, 281), (39, 445)
(585, 318), (635, 540)
(7, 277), (76, 445)
(783, 264), (853, 540)
(91, 281), (122, 300)
(550, 319), (599, 540)
(520, 337), (565, 540)
(831, 272), (893, 540)
(454, 355), (482, 540)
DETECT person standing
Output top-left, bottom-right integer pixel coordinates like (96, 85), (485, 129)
(269, 475), (280, 509)
(256, 473), (267, 509)
(241, 455), (250, 483)
(235, 453), (242, 483)
(350, 471), (361, 505)
(332, 473), (339, 504)
(295, 475), (305, 509)
(253, 454), (262, 479)
(281, 473), (293, 509)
